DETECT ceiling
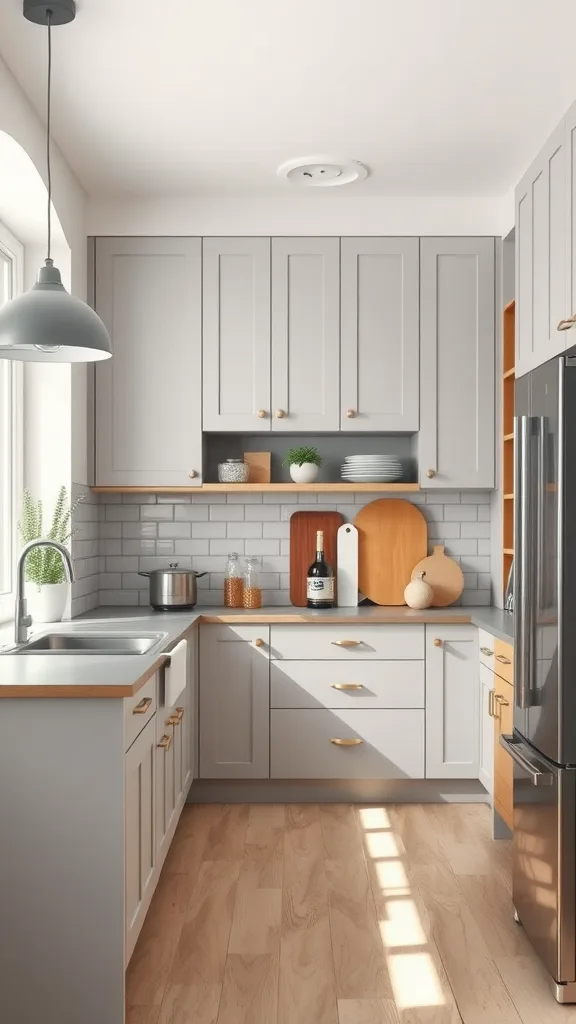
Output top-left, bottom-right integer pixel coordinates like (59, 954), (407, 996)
(1, 0), (576, 200)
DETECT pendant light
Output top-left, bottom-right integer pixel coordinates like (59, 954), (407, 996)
(0, 0), (112, 362)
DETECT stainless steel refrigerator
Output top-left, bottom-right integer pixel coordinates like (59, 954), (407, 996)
(500, 352), (576, 1002)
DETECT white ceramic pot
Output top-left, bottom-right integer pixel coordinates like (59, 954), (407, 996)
(290, 462), (319, 484)
(26, 582), (69, 623)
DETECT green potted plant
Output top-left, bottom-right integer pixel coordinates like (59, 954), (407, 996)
(18, 486), (81, 623)
(282, 445), (323, 484)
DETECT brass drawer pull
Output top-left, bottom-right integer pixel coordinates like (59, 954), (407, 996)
(331, 640), (361, 647)
(157, 734), (172, 751)
(558, 315), (576, 331)
(132, 697), (153, 715)
(480, 646), (494, 657)
(495, 654), (511, 665)
(488, 689), (496, 717)
(331, 683), (364, 691)
(495, 694), (510, 708)
(166, 707), (185, 726)
(330, 737), (364, 746)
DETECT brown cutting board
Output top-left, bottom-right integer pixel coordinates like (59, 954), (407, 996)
(411, 544), (464, 607)
(354, 499), (427, 605)
(289, 510), (344, 607)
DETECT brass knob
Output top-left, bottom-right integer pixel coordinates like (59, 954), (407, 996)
(157, 734), (172, 751)
(254, 638), (264, 648)
(426, 469), (436, 479)
(275, 409), (285, 418)
(433, 638), (442, 647)
(189, 469), (198, 479)
(257, 409), (266, 418)
(347, 409), (356, 418)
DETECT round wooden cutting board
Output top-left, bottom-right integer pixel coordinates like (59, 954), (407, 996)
(411, 544), (464, 607)
(354, 499), (427, 605)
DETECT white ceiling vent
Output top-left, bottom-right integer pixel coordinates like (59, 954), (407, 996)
(277, 156), (368, 187)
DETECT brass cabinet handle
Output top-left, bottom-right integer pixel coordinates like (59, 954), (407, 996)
(480, 646), (494, 657)
(188, 470), (198, 479)
(433, 638), (442, 647)
(166, 706), (185, 726)
(495, 654), (511, 665)
(330, 738), (364, 746)
(426, 469), (436, 478)
(257, 409), (267, 418)
(275, 409), (285, 418)
(331, 683), (364, 691)
(495, 694), (510, 707)
(133, 696), (153, 715)
(254, 638), (264, 648)
(557, 315), (576, 331)
(157, 734), (172, 751)
(331, 639), (361, 647)
(346, 409), (356, 418)
(488, 689), (496, 717)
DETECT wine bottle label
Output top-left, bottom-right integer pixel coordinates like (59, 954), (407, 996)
(307, 577), (335, 600)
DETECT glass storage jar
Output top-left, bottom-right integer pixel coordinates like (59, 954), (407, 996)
(218, 459), (249, 484)
(224, 552), (244, 607)
(243, 556), (262, 609)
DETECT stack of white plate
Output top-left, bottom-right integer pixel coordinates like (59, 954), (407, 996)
(341, 455), (403, 483)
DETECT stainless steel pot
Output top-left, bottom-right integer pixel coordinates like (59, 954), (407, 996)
(138, 563), (207, 610)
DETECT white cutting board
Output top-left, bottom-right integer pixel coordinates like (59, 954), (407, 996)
(337, 523), (358, 607)
(165, 638), (188, 705)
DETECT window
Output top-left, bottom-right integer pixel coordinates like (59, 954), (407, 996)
(0, 220), (23, 623)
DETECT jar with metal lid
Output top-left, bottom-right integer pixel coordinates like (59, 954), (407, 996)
(224, 552), (244, 607)
(218, 459), (249, 484)
(243, 556), (262, 609)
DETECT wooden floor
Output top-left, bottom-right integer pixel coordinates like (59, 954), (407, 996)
(126, 802), (576, 1023)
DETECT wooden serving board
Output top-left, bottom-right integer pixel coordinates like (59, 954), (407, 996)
(337, 523), (359, 607)
(354, 498), (427, 605)
(411, 544), (464, 607)
(289, 510), (344, 607)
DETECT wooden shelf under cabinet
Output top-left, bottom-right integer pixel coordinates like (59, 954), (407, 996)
(92, 482), (421, 494)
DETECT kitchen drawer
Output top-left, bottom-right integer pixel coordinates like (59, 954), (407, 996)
(270, 660), (424, 710)
(271, 709), (424, 779)
(494, 638), (514, 685)
(494, 677), (513, 830)
(269, 624), (424, 661)
(124, 673), (158, 752)
(478, 629), (496, 671)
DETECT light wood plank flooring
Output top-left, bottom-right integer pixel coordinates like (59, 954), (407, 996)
(126, 803), (576, 1023)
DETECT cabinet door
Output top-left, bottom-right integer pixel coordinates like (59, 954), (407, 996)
(516, 120), (567, 378)
(199, 625), (270, 779)
(155, 706), (176, 865)
(420, 238), (495, 488)
(479, 663), (495, 795)
(125, 715), (156, 961)
(564, 103), (576, 346)
(271, 237), (340, 431)
(493, 677), (514, 831)
(203, 237), (271, 431)
(425, 625), (478, 779)
(95, 237), (202, 487)
(341, 238), (419, 431)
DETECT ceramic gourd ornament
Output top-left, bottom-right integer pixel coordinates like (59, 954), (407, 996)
(404, 571), (434, 609)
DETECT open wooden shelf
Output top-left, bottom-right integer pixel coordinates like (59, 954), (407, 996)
(503, 298), (516, 314)
(503, 367), (515, 380)
(503, 548), (514, 556)
(91, 482), (421, 494)
(504, 493), (514, 500)
(503, 433), (514, 442)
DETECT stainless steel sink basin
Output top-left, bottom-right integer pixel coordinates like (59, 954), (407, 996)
(9, 631), (167, 655)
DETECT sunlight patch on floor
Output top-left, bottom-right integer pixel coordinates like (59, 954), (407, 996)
(359, 807), (391, 830)
(374, 858), (411, 895)
(388, 951), (446, 1008)
(379, 898), (427, 948)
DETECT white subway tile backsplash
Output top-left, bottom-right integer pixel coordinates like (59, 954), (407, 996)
(156, 494), (191, 504)
(460, 491), (491, 504)
(245, 504), (281, 521)
(158, 522), (191, 539)
(101, 539), (122, 556)
(444, 539), (478, 556)
(425, 491), (461, 504)
(427, 522), (460, 539)
(100, 590), (139, 605)
(174, 539), (210, 555)
(478, 505), (491, 522)
(299, 492), (317, 503)
(262, 521), (290, 539)
(227, 491), (262, 503)
(175, 504), (209, 521)
(190, 492), (226, 503)
(478, 572), (492, 590)
(156, 540), (175, 556)
(122, 493), (157, 504)
(106, 556), (139, 572)
(122, 573), (148, 589)
(123, 521), (157, 538)
(264, 491), (296, 503)
(100, 522), (122, 539)
(461, 556), (490, 573)
(141, 505), (174, 521)
(105, 504), (139, 522)
(245, 539), (280, 556)
(192, 555), (228, 573)
(460, 521), (491, 538)
(123, 539), (156, 556)
(262, 556), (290, 573)
(336, 505), (358, 521)
(210, 539), (245, 555)
(461, 590), (491, 606)
(228, 522), (263, 538)
(139, 555), (192, 571)
(190, 522), (227, 539)
(477, 539), (491, 555)
(210, 505), (244, 521)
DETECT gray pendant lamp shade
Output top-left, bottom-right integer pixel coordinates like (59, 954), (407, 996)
(0, 259), (112, 362)
(0, 0), (112, 363)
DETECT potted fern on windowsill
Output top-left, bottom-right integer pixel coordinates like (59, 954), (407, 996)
(18, 486), (81, 623)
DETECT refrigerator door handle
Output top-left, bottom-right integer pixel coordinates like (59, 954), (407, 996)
(515, 415), (538, 710)
(500, 734), (554, 787)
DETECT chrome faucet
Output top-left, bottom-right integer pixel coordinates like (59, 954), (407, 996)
(15, 541), (75, 645)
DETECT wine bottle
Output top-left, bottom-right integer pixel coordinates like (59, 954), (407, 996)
(306, 530), (335, 609)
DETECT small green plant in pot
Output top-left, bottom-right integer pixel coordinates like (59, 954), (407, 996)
(282, 445), (323, 484)
(18, 486), (82, 623)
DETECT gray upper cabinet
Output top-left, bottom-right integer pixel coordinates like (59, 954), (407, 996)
(419, 237), (495, 489)
(95, 237), (202, 487)
(202, 237), (271, 431)
(564, 103), (576, 347)
(271, 237), (340, 431)
(199, 625), (270, 779)
(515, 120), (567, 378)
(340, 238), (419, 431)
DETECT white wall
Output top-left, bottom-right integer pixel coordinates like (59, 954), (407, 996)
(87, 195), (505, 238)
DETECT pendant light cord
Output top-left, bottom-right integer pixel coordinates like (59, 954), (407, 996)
(46, 9), (52, 262)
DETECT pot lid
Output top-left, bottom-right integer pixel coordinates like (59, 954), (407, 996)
(148, 563), (193, 575)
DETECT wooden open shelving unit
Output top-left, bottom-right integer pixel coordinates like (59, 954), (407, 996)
(91, 482), (421, 494)
(502, 298), (515, 594)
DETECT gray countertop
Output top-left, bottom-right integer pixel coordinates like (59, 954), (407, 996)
(0, 604), (514, 697)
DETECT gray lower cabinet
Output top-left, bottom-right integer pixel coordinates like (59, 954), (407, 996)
(515, 120), (567, 378)
(271, 237), (340, 431)
(202, 237), (271, 431)
(199, 625), (270, 779)
(419, 237), (495, 488)
(340, 237), (419, 431)
(125, 714), (157, 963)
(425, 625), (478, 779)
(94, 237), (202, 486)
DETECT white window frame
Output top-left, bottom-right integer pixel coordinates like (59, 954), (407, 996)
(0, 220), (23, 624)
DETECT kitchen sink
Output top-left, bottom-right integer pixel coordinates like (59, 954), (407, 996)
(9, 632), (167, 655)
